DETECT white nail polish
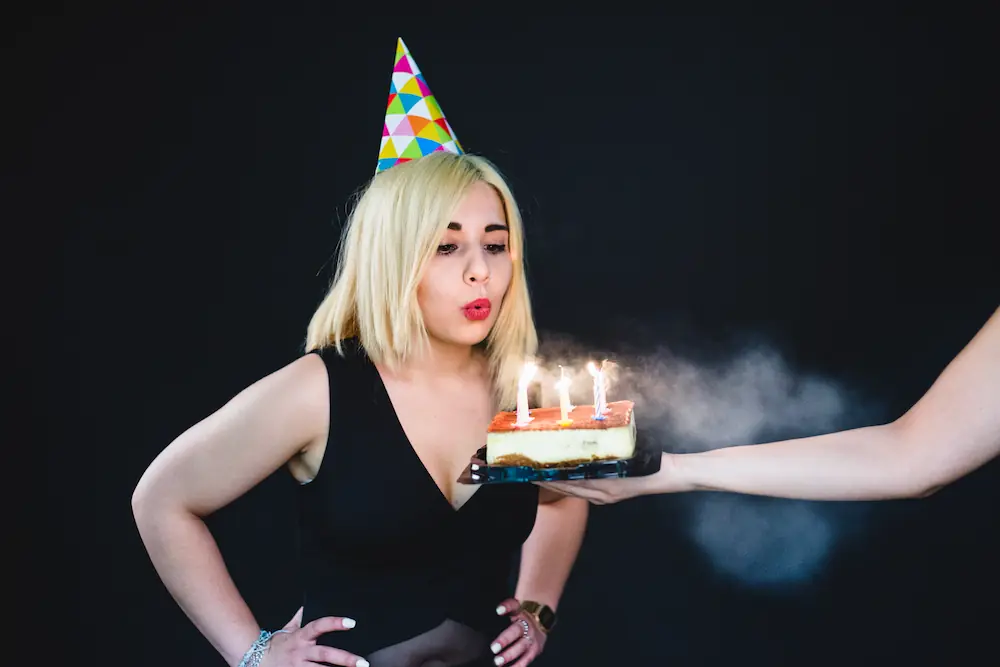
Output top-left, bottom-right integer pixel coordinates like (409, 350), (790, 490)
(343, 617), (357, 629)
(496, 604), (506, 615)
(491, 642), (501, 654)
(357, 659), (370, 667)
(472, 463), (480, 470)
(494, 656), (505, 666)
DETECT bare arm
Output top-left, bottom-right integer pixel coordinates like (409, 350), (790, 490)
(514, 489), (589, 609)
(671, 306), (1000, 500)
(131, 354), (329, 666)
(542, 306), (1000, 503)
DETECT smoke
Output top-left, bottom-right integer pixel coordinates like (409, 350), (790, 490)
(533, 332), (877, 588)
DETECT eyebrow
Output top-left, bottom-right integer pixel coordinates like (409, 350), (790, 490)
(447, 222), (509, 232)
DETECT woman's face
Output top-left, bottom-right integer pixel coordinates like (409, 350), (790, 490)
(417, 181), (513, 349)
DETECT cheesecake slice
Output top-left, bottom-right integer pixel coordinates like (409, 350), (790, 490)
(485, 400), (636, 468)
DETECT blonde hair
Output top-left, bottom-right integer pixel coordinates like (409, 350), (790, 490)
(306, 152), (537, 409)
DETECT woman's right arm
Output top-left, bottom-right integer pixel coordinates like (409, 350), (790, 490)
(131, 353), (329, 666)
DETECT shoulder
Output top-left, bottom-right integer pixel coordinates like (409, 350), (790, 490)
(292, 337), (373, 419)
(307, 337), (367, 367)
(304, 338), (371, 388)
(246, 353), (332, 439)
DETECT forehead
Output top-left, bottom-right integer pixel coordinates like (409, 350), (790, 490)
(451, 181), (506, 225)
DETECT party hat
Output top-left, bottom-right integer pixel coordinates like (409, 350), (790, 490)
(377, 38), (464, 174)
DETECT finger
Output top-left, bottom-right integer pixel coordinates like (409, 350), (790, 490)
(489, 617), (526, 655)
(283, 606), (304, 631)
(301, 615), (358, 641)
(518, 641), (541, 666)
(493, 635), (531, 666)
(495, 598), (520, 616)
(306, 644), (370, 667)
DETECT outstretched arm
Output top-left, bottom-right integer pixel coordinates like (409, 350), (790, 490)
(542, 306), (1000, 504)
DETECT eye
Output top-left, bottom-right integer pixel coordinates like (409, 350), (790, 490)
(485, 243), (507, 254)
(437, 244), (458, 255)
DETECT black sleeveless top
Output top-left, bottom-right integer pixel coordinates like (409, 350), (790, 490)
(298, 341), (540, 667)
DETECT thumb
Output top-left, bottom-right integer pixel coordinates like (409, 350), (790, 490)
(284, 606), (304, 630)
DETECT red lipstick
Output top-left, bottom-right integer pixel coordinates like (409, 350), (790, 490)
(463, 298), (491, 321)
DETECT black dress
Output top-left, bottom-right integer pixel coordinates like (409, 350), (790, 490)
(298, 341), (540, 667)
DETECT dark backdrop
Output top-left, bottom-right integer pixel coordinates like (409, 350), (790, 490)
(30, 6), (998, 666)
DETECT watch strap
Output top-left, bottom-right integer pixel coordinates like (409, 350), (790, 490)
(519, 600), (557, 633)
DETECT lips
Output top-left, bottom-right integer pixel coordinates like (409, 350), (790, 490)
(463, 298), (491, 321)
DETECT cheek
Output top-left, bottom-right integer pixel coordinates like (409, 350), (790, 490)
(416, 264), (453, 314)
(490, 256), (514, 293)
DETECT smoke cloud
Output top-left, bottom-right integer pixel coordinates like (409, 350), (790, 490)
(532, 332), (878, 588)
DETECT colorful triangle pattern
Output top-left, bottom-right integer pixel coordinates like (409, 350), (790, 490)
(377, 38), (463, 174)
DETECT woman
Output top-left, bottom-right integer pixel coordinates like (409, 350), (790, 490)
(132, 152), (589, 667)
(542, 306), (1000, 504)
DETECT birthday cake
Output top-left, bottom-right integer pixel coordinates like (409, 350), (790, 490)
(485, 401), (637, 468)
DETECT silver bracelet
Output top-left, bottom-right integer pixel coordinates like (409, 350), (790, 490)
(238, 629), (290, 667)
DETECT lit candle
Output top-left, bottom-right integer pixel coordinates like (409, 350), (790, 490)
(556, 366), (573, 425)
(587, 360), (609, 420)
(515, 361), (537, 426)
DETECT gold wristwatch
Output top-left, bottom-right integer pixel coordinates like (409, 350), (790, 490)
(519, 601), (557, 633)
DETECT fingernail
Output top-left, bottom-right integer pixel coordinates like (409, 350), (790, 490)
(491, 642), (501, 654)
(496, 604), (506, 615)
(472, 463), (480, 470)
(494, 656), (505, 666)
(343, 618), (357, 629)
(357, 659), (370, 667)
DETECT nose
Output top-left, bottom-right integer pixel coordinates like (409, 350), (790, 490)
(464, 248), (490, 285)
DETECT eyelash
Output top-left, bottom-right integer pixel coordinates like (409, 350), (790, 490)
(436, 243), (507, 255)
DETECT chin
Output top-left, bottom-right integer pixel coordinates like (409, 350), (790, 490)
(454, 327), (492, 347)
(434, 321), (495, 348)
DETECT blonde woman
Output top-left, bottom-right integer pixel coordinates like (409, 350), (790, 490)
(542, 306), (1000, 505)
(132, 152), (588, 667)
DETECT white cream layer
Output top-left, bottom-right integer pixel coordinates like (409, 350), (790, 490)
(486, 416), (637, 465)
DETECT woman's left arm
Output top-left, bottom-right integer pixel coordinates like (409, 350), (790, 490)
(490, 490), (589, 665)
(515, 489), (589, 608)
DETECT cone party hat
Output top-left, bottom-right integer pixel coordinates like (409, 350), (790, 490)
(377, 38), (463, 174)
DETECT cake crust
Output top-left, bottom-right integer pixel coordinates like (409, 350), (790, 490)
(488, 453), (625, 468)
(488, 400), (634, 433)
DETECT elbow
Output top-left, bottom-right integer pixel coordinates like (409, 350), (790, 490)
(897, 481), (942, 500)
(914, 484), (945, 499)
(130, 469), (176, 528)
(881, 420), (951, 500)
(902, 476), (949, 500)
(131, 475), (155, 527)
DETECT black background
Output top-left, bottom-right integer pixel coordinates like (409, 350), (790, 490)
(27, 6), (998, 666)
